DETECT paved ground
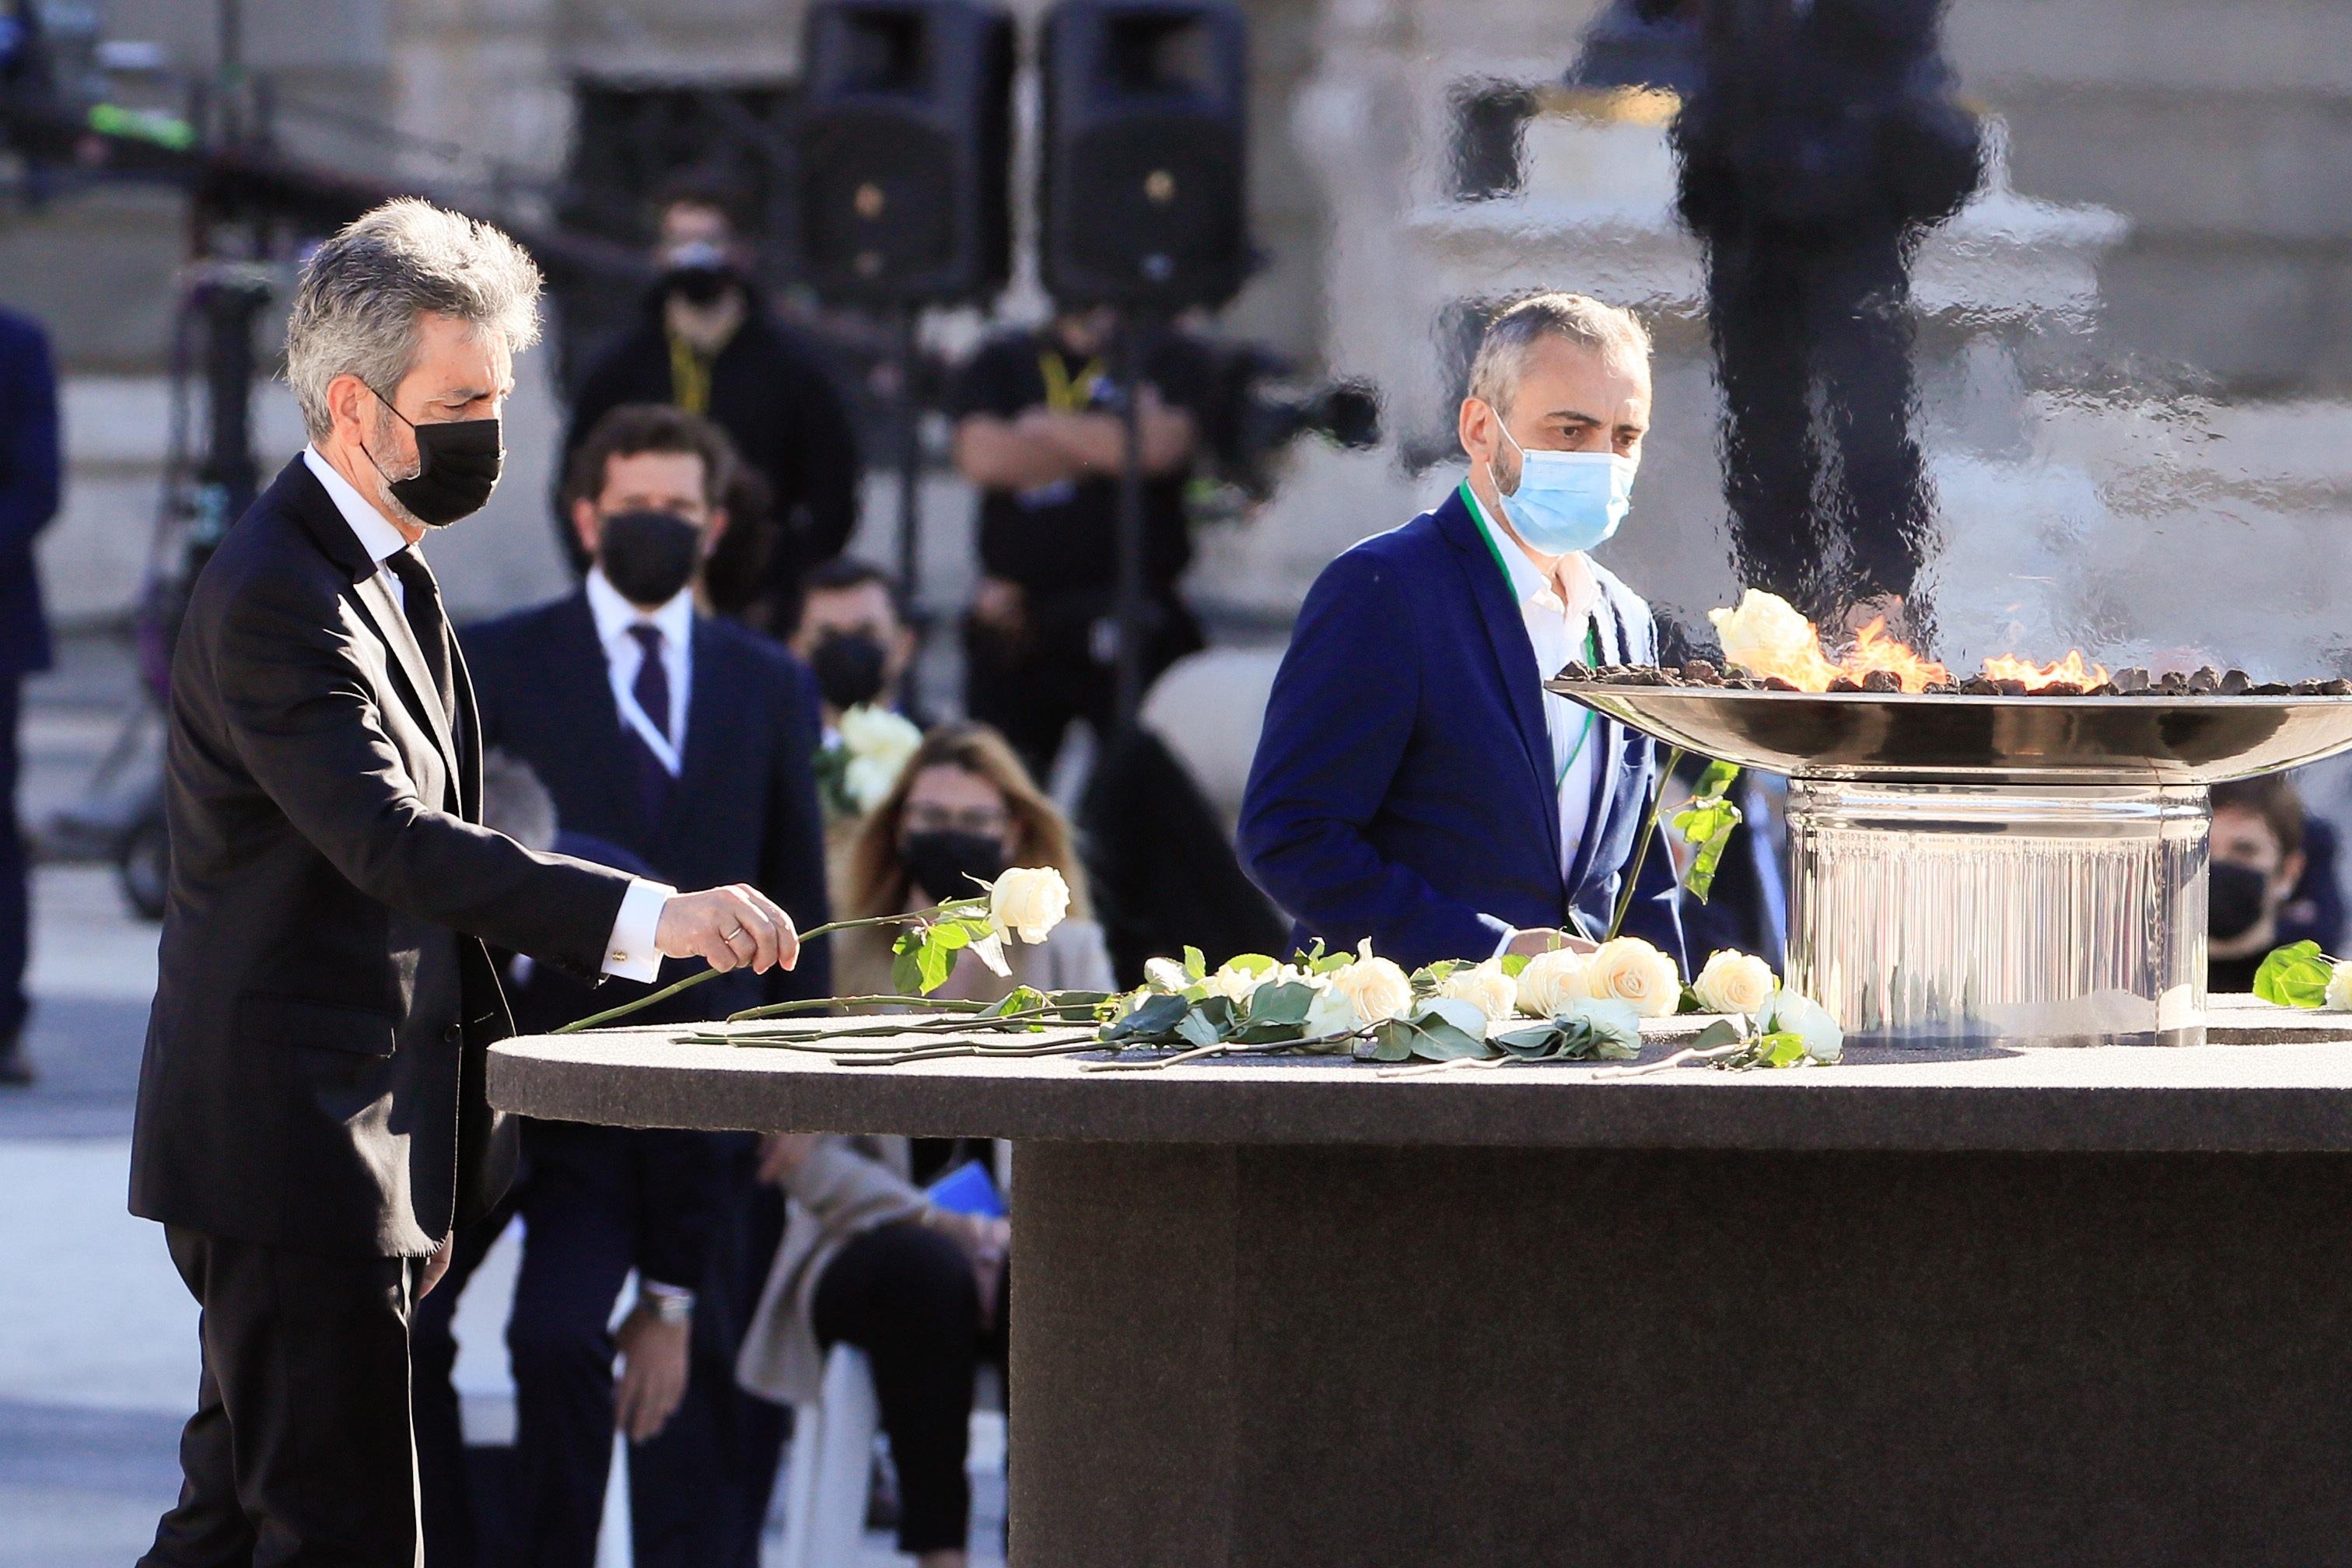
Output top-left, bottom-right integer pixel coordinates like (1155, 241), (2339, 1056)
(0, 634), (1003, 1567)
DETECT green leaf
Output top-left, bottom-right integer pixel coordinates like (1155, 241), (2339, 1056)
(1693, 759), (1741, 800)
(1176, 1007), (1226, 1049)
(1237, 981), (1316, 1041)
(1752, 1031), (1808, 1069)
(1669, 793), (1745, 905)
(1367, 1020), (1416, 1062)
(1500, 953), (1531, 979)
(2255, 940), (2334, 1009)
(932, 920), (971, 951)
(1409, 959), (1466, 992)
(1102, 992), (1190, 1043)
(989, 986), (1050, 1019)
(1398, 999), (1490, 1061)
(1309, 949), (1355, 976)
(1689, 1019), (1745, 1053)
(891, 941), (922, 997)
(1493, 1024), (1563, 1059)
(1677, 982), (1706, 1015)
(1223, 954), (1278, 978)
(915, 938), (954, 995)
(1182, 946), (1209, 982)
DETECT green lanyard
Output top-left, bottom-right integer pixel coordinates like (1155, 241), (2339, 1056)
(1459, 482), (1599, 790)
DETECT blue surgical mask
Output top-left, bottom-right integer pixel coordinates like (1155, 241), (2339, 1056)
(1488, 425), (1636, 556)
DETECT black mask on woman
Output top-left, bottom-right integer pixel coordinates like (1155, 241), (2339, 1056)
(366, 391), (504, 527)
(901, 830), (1008, 905)
(597, 510), (703, 607)
(2208, 860), (2273, 943)
(809, 629), (889, 711)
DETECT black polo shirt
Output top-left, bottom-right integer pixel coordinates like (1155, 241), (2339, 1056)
(948, 328), (1212, 599)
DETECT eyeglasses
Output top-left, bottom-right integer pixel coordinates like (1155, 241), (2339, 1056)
(903, 804), (1011, 836)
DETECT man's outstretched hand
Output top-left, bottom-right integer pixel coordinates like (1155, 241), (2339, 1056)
(656, 884), (800, 975)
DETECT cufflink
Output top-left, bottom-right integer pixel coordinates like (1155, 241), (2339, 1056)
(611, 950), (628, 964)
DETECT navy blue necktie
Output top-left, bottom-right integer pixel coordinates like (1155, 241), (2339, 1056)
(627, 624), (674, 823)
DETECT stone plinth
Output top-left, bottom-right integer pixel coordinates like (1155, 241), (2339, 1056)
(491, 1017), (2352, 1566)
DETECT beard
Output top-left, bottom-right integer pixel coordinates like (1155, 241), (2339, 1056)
(364, 404), (429, 531)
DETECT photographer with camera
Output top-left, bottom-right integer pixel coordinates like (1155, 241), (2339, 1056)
(947, 307), (1213, 779)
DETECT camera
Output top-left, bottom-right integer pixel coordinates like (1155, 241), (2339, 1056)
(1195, 342), (1381, 500)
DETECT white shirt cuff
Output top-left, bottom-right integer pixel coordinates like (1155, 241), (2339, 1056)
(603, 879), (676, 982)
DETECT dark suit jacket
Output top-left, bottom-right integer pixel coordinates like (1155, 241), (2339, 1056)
(1238, 488), (1661, 971)
(129, 457), (635, 1259)
(461, 588), (834, 1021)
(0, 306), (60, 675)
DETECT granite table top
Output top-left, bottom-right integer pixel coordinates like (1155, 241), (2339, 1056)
(486, 998), (2352, 1156)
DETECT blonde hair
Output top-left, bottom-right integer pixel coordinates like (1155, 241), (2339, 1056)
(1466, 292), (1651, 417)
(844, 722), (1091, 921)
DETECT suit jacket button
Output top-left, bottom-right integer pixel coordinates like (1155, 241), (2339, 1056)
(443, 1024), (464, 1045)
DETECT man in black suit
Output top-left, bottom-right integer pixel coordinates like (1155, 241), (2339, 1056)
(128, 198), (802, 1568)
(458, 402), (831, 1567)
(0, 303), (60, 1086)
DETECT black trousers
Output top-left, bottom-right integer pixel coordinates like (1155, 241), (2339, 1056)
(811, 1220), (1008, 1556)
(411, 1192), (517, 1568)
(1708, 226), (1935, 622)
(0, 673), (28, 1038)
(141, 1227), (422, 1568)
(502, 1133), (787, 1568)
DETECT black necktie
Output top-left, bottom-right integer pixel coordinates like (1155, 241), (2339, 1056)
(627, 624), (676, 823)
(385, 547), (456, 726)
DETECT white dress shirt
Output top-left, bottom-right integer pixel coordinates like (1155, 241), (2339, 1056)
(301, 445), (674, 982)
(1462, 484), (1606, 950)
(584, 565), (695, 775)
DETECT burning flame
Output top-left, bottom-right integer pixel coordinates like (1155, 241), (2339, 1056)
(1980, 649), (2111, 690)
(1710, 591), (2105, 694)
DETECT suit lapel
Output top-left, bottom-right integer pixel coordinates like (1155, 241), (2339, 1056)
(1435, 493), (1564, 876)
(348, 571), (463, 793)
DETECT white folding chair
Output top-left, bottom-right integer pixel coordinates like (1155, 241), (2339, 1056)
(775, 1342), (905, 1568)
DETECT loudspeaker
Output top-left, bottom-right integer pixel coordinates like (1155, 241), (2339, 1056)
(1040, 0), (1250, 310)
(796, 0), (1014, 306)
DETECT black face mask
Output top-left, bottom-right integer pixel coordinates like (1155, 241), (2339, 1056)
(597, 509), (703, 607)
(2209, 860), (2273, 943)
(662, 262), (740, 308)
(366, 392), (503, 527)
(901, 830), (1007, 906)
(809, 629), (889, 711)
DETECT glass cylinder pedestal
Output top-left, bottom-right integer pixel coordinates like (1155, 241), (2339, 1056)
(1783, 781), (2210, 1048)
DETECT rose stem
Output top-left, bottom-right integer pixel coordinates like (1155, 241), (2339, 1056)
(1606, 745), (1685, 942)
(1591, 1041), (1747, 1080)
(551, 910), (957, 1034)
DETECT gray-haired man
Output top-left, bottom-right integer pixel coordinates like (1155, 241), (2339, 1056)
(128, 199), (802, 1566)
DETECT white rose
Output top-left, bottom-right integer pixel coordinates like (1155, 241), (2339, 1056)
(1692, 950), (1776, 1017)
(1143, 956), (1192, 993)
(1516, 947), (1594, 1018)
(1587, 936), (1682, 1019)
(1556, 995), (1644, 1055)
(1205, 961), (1271, 1006)
(989, 866), (1070, 944)
(2329, 962), (2352, 1012)
(1764, 988), (1844, 1064)
(1325, 955), (1414, 1024)
(1436, 961), (1519, 1025)
(835, 706), (922, 811)
(1304, 983), (1365, 1041)
(1707, 589), (1822, 680)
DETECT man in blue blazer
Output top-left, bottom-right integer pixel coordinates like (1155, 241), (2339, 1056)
(1241, 294), (1671, 971)
(0, 306), (58, 1085)
(457, 404), (831, 1568)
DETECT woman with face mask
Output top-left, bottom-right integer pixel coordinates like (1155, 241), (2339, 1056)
(737, 723), (1111, 1568)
